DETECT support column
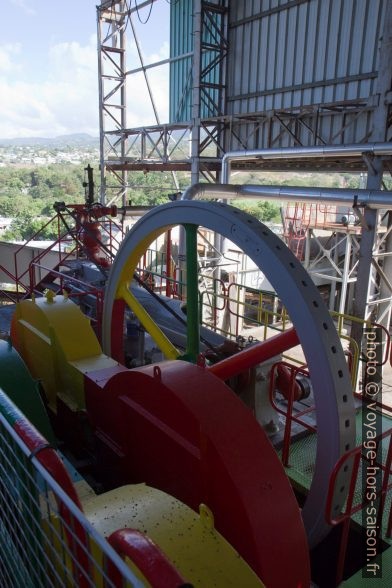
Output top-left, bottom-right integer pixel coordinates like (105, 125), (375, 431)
(119, 4), (127, 207)
(184, 224), (200, 361)
(191, 0), (202, 185)
(97, 9), (105, 204)
(97, 1), (127, 206)
(378, 212), (392, 329)
(339, 234), (352, 315)
(329, 233), (339, 310)
(351, 158), (383, 348)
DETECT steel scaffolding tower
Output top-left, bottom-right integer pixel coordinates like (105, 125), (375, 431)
(96, 0), (392, 333)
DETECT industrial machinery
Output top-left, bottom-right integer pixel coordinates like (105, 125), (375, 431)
(1, 199), (392, 587)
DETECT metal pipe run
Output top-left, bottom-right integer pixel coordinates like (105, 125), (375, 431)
(182, 182), (392, 209)
(221, 142), (392, 183)
(209, 328), (299, 381)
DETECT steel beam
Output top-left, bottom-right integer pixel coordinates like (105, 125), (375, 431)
(191, 0), (202, 185)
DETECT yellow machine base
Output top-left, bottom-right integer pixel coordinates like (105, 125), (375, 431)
(83, 483), (264, 587)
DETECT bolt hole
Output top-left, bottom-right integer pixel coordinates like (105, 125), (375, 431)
(344, 465), (349, 472)
(334, 504), (340, 511)
(276, 245), (281, 250)
(343, 394), (348, 402)
(247, 219), (253, 223)
(313, 301), (319, 307)
(345, 419), (350, 428)
(340, 486), (345, 493)
(289, 262), (295, 268)
(262, 231), (269, 236)
(345, 443), (350, 451)
(331, 346), (336, 353)
(338, 370), (343, 378)
(323, 322), (328, 330)
(301, 280), (307, 287)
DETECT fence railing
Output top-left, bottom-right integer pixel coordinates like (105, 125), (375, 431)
(0, 396), (144, 588)
(138, 249), (392, 390)
(325, 423), (392, 586)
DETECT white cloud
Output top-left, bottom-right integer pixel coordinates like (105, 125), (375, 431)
(0, 43), (22, 73)
(0, 34), (170, 139)
(0, 35), (98, 138)
(9, 0), (36, 16)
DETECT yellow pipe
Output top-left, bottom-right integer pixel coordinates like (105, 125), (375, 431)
(118, 284), (179, 360)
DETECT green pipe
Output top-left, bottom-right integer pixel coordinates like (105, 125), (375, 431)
(184, 224), (200, 362)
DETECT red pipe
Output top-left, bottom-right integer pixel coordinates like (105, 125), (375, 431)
(107, 528), (186, 587)
(209, 327), (299, 381)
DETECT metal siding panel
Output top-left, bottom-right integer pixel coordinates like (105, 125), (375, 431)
(301, 0), (313, 105)
(266, 14), (277, 90)
(242, 23), (252, 96)
(234, 24), (244, 97)
(367, 0), (383, 71)
(284, 5), (297, 87)
(221, 0), (384, 111)
(259, 12), (269, 92)
(254, 0), (262, 13)
(334, 82), (346, 102)
(248, 20), (257, 94)
(275, 9), (287, 89)
(253, 10), (262, 96)
(350, 0), (367, 74)
(169, 0), (193, 122)
(322, 0), (336, 80)
(168, 0), (387, 146)
(304, 1), (317, 84)
(336, 0), (353, 78)
(294, 4), (307, 86)
(236, 0), (244, 21)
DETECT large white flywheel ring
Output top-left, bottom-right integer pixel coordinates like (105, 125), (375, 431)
(102, 200), (356, 547)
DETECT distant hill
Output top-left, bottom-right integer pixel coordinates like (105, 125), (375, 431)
(0, 134), (99, 148)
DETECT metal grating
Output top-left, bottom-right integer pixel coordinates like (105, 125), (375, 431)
(282, 430), (317, 490)
(285, 410), (392, 538)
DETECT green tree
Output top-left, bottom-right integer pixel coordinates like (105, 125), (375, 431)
(2, 215), (58, 241)
(256, 201), (281, 222)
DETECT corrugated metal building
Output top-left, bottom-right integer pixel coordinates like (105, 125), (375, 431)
(170, 0), (389, 149)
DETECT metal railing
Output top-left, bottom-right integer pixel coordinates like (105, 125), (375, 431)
(0, 406), (143, 587)
(269, 361), (316, 467)
(325, 424), (392, 586)
(0, 264), (26, 303)
(5, 209), (123, 299)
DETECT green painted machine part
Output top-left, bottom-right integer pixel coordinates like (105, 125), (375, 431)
(0, 339), (56, 445)
(184, 223), (200, 361)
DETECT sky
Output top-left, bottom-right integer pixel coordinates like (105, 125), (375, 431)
(0, 0), (171, 139)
